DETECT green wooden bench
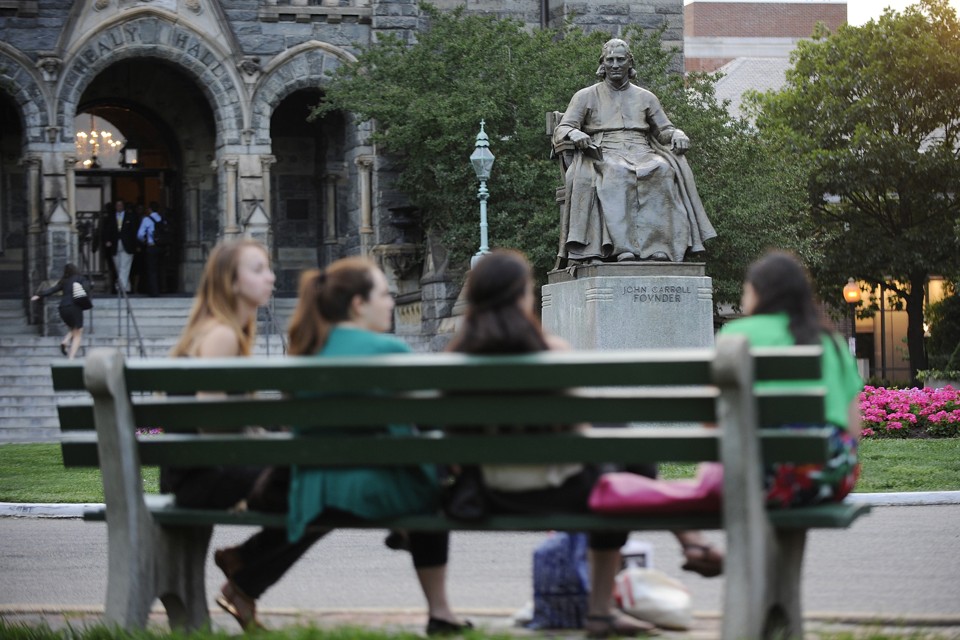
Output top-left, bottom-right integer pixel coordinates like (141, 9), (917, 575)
(51, 335), (870, 639)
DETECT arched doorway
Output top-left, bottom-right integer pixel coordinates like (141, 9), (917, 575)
(74, 58), (217, 293)
(269, 89), (347, 294)
(0, 91), (26, 298)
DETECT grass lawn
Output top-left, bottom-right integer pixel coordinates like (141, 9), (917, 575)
(1, 439), (958, 504)
(0, 621), (952, 640)
(0, 443), (159, 503)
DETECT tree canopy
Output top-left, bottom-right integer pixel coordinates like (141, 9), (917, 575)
(748, 0), (960, 380)
(315, 4), (812, 305)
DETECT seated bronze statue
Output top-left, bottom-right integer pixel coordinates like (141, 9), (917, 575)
(553, 38), (716, 266)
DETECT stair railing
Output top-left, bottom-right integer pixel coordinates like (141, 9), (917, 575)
(262, 298), (287, 356)
(107, 256), (147, 358)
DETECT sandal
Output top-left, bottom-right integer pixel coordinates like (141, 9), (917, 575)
(585, 612), (659, 638)
(216, 581), (265, 631)
(681, 543), (724, 578)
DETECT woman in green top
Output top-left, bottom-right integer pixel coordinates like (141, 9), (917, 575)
(719, 251), (863, 507)
(285, 257), (468, 636)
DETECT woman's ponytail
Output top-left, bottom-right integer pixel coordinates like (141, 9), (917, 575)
(287, 258), (377, 356)
(287, 269), (330, 356)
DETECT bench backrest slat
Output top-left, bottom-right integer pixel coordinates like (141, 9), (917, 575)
(56, 388), (826, 432)
(60, 426), (833, 468)
(51, 346), (823, 394)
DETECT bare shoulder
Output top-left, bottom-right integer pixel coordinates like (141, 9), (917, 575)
(195, 322), (241, 358)
(545, 334), (572, 351)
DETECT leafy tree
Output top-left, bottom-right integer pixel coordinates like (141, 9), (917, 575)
(748, 0), (960, 381)
(926, 290), (960, 371)
(315, 5), (812, 305)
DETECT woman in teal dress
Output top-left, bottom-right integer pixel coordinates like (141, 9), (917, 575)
(285, 257), (468, 635)
(719, 251), (863, 507)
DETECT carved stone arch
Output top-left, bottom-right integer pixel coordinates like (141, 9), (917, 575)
(0, 43), (52, 144)
(250, 42), (359, 146)
(56, 14), (247, 147)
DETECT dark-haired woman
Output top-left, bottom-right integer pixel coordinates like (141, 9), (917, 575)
(447, 249), (721, 638)
(285, 257), (467, 636)
(31, 263), (89, 359)
(719, 251), (863, 507)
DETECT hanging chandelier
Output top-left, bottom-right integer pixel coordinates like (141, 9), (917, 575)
(75, 114), (124, 169)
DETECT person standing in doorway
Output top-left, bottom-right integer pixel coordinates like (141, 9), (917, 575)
(100, 199), (139, 293)
(137, 201), (163, 297)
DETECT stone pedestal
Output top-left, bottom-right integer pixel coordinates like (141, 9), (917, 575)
(542, 263), (714, 350)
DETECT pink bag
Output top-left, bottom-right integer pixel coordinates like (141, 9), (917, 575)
(588, 463), (723, 515)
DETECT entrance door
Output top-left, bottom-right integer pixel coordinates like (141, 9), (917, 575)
(73, 110), (182, 294)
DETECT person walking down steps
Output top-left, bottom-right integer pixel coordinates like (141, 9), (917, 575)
(31, 263), (92, 360)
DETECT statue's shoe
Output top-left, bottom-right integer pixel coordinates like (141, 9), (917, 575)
(648, 252), (670, 261)
(616, 252), (636, 262)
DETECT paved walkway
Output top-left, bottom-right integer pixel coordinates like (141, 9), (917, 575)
(2, 498), (960, 638)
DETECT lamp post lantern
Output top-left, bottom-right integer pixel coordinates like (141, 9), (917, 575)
(843, 277), (862, 356)
(469, 120), (495, 268)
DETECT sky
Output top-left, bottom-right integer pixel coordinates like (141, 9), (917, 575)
(847, 0), (960, 25)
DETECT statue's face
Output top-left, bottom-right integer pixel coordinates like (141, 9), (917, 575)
(602, 45), (630, 83)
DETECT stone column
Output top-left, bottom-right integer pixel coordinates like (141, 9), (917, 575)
(24, 155), (43, 302)
(223, 157), (240, 237)
(323, 175), (338, 245)
(355, 155), (373, 257)
(260, 154), (276, 222)
(182, 175), (204, 291)
(64, 156), (76, 227)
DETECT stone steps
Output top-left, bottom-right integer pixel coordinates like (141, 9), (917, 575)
(0, 299), (296, 443)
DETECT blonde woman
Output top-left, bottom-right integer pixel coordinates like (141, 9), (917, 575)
(160, 239), (322, 631)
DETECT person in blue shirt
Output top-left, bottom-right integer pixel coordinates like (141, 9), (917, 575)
(136, 201), (163, 296)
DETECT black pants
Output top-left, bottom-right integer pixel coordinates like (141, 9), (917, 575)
(485, 463), (658, 551)
(162, 465), (323, 599)
(143, 245), (161, 296)
(162, 465), (447, 598)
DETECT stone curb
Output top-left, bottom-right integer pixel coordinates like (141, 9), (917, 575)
(3, 492), (960, 519)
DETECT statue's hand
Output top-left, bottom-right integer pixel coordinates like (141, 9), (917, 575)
(568, 130), (592, 149)
(671, 129), (690, 154)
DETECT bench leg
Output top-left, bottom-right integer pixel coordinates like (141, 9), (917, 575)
(156, 524), (214, 631)
(763, 529), (807, 640)
(722, 524), (808, 640)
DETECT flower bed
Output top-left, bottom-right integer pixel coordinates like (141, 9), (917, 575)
(860, 385), (960, 438)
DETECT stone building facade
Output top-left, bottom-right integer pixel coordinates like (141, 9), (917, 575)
(0, 0), (683, 348)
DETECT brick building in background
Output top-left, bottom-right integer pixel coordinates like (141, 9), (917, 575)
(685, 0), (847, 72)
(687, 1), (847, 117)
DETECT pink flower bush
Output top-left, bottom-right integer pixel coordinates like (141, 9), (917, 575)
(859, 385), (960, 438)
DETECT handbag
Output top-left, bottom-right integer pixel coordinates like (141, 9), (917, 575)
(439, 465), (487, 521)
(71, 280), (93, 310)
(614, 567), (693, 630)
(588, 462), (723, 515)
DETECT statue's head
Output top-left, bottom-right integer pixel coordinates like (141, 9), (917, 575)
(596, 39), (637, 80)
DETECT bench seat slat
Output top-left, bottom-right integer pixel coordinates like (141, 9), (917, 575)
(60, 427), (834, 467)
(81, 494), (870, 531)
